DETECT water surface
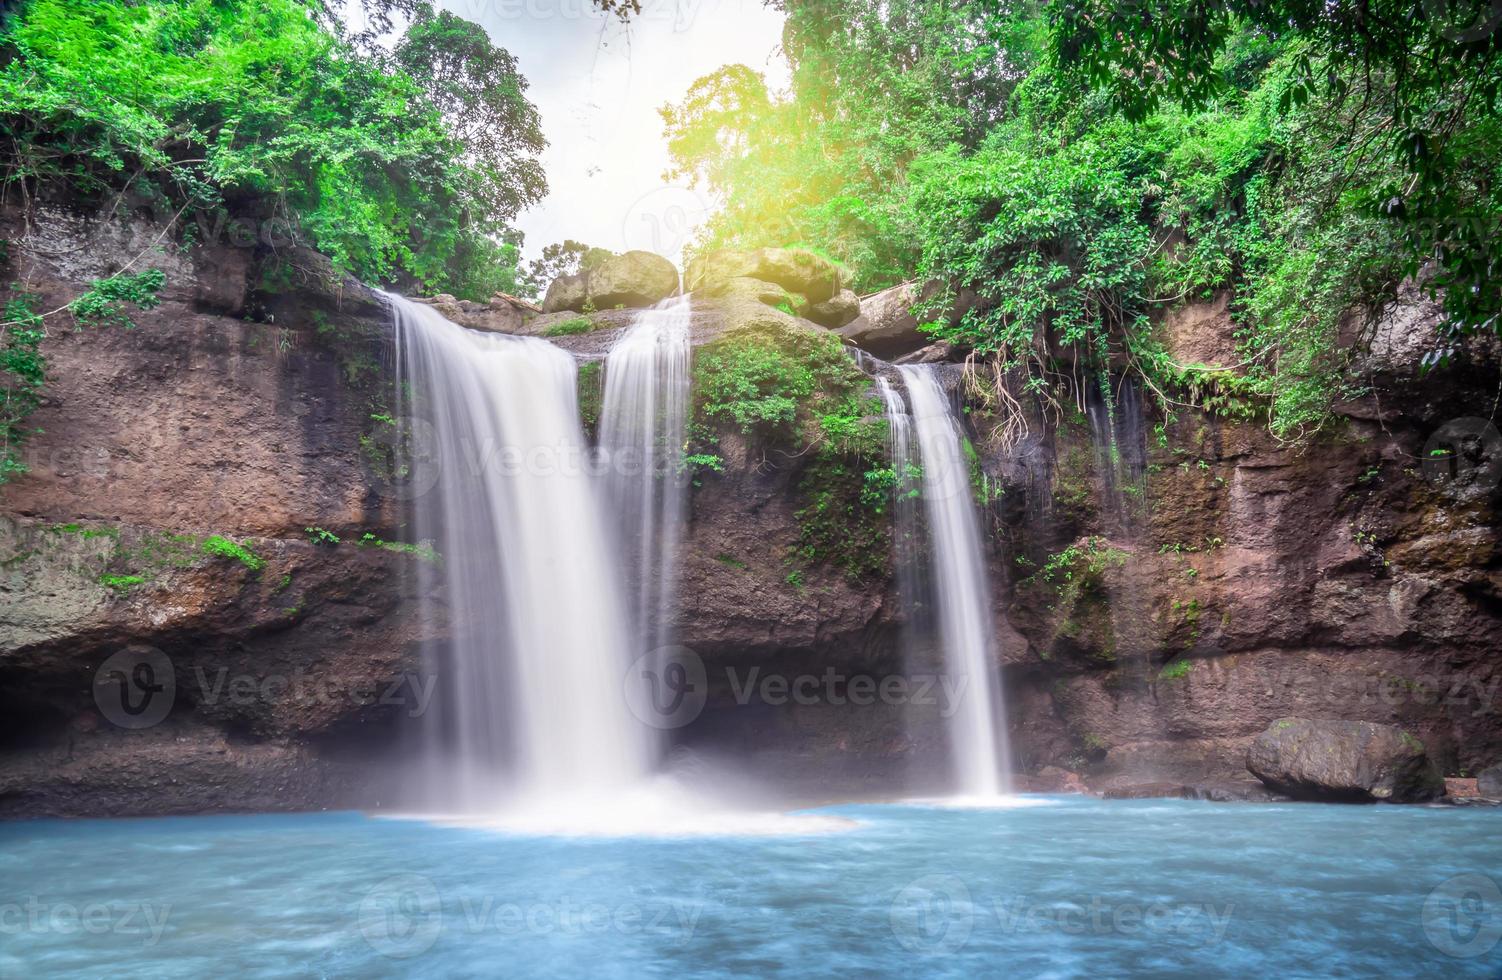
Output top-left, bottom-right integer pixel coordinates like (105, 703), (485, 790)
(2, 797), (1499, 977)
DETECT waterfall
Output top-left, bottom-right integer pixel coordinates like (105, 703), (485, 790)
(875, 377), (927, 632)
(389, 294), (653, 812)
(896, 365), (1011, 797)
(598, 297), (691, 655)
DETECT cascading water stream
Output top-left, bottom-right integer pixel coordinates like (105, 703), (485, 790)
(896, 365), (1012, 797)
(389, 293), (653, 812)
(598, 297), (691, 656)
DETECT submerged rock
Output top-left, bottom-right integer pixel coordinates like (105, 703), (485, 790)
(1246, 718), (1444, 803)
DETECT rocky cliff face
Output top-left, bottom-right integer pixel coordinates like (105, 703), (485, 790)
(1, 206), (1497, 816)
(980, 298), (1502, 795)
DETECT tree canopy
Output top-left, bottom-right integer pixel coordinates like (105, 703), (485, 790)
(0, 0), (547, 298)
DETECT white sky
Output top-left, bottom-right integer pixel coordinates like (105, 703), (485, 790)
(434, 0), (790, 265)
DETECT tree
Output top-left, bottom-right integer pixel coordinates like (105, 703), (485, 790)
(1048, 0), (1502, 344)
(395, 7), (546, 225)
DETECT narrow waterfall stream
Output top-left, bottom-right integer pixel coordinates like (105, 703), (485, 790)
(895, 365), (1012, 797)
(390, 294), (653, 812)
(599, 297), (692, 656)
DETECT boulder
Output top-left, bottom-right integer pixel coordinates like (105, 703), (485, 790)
(1246, 717), (1444, 802)
(1478, 763), (1502, 798)
(698, 276), (797, 309)
(837, 280), (978, 360)
(806, 288), (861, 328)
(411, 293), (534, 334)
(541, 251), (677, 313)
(585, 250), (679, 309)
(686, 248), (846, 304)
(541, 271), (589, 313)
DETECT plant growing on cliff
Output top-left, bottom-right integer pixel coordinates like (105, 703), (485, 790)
(69, 271), (165, 330)
(201, 534), (264, 573)
(1, 272), (166, 487)
(0, 293), (44, 485)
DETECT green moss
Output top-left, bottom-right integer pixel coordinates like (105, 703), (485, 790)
(714, 553), (747, 570)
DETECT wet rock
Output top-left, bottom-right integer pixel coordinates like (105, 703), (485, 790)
(1445, 777), (1480, 798)
(1027, 766), (1089, 794)
(1246, 718), (1444, 802)
(1101, 781), (1195, 800)
(1478, 764), (1502, 798)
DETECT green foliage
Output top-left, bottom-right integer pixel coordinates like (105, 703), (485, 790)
(1029, 537), (1129, 599)
(576, 360), (602, 434)
(1158, 659), (1195, 682)
(0, 0), (545, 299)
(98, 572), (146, 593)
(542, 316), (594, 337)
(1, 292), (44, 484)
(305, 526), (341, 546)
(692, 325), (869, 445)
(201, 534), (265, 572)
(662, 1), (1041, 290)
(678, 0), (1500, 442)
(1050, 0), (1502, 345)
(357, 532), (441, 563)
(680, 452), (724, 487)
(69, 271), (165, 330)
